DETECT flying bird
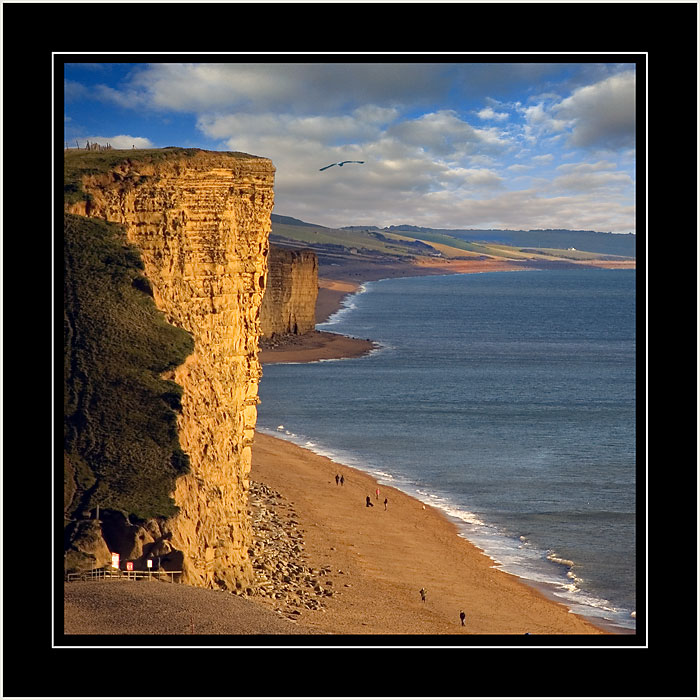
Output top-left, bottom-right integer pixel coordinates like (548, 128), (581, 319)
(319, 160), (365, 171)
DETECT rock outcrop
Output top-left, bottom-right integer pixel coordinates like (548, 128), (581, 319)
(65, 150), (275, 591)
(259, 245), (318, 338)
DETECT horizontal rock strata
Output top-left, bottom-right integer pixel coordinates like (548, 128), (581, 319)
(66, 151), (275, 590)
(259, 245), (318, 338)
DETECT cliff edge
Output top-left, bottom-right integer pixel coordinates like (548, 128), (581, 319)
(64, 148), (275, 591)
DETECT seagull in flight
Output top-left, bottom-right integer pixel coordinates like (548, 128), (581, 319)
(319, 160), (365, 171)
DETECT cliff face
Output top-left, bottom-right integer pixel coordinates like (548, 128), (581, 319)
(259, 245), (318, 338)
(66, 150), (275, 590)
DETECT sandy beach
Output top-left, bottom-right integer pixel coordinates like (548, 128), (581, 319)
(258, 329), (376, 365)
(64, 433), (607, 636)
(249, 432), (606, 636)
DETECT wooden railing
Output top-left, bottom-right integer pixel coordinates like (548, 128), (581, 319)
(67, 567), (182, 583)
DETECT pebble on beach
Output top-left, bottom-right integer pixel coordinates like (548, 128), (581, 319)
(247, 480), (334, 618)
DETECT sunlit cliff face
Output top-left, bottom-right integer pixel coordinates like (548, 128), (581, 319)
(259, 246), (318, 338)
(67, 151), (275, 590)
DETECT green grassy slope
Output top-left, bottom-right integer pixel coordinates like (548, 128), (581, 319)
(271, 220), (423, 257)
(270, 213), (632, 263)
(386, 225), (636, 258)
(64, 212), (194, 522)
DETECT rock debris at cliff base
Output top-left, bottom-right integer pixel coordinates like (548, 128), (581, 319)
(246, 480), (347, 621)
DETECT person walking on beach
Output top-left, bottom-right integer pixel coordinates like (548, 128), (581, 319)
(376, 487), (380, 500)
(419, 587), (427, 603)
(366, 495), (374, 507)
(340, 475), (344, 486)
(459, 610), (466, 626)
(384, 497), (388, 510)
(335, 474), (340, 485)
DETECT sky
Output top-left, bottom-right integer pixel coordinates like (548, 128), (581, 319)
(63, 59), (637, 234)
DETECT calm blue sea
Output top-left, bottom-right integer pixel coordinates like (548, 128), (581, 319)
(257, 268), (637, 632)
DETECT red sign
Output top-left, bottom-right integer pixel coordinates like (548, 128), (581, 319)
(126, 561), (134, 571)
(111, 553), (120, 569)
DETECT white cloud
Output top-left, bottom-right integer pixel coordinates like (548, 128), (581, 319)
(199, 111), (382, 147)
(64, 63), (636, 233)
(93, 84), (146, 109)
(476, 107), (509, 121)
(352, 105), (400, 125)
(388, 110), (509, 158)
(551, 169), (633, 193)
(553, 70), (636, 150)
(304, 184), (635, 233)
(443, 167), (504, 189)
(196, 106), (512, 208)
(556, 160), (618, 174)
(551, 160), (634, 193)
(521, 102), (570, 143)
(532, 154), (555, 165)
(515, 70), (636, 154)
(96, 63), (451, 115)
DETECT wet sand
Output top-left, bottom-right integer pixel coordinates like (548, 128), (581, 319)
(257, 329), (376, 365)
(249, 432), (606, 636)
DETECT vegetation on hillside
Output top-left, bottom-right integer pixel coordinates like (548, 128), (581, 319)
(388, 225), (636, 258)
(64, 147), (263, 534)
(64, 213), (194, 522)
(271, 214), (635, 263)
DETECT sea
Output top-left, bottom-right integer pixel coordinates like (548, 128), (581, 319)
(256, 268), (638, 633)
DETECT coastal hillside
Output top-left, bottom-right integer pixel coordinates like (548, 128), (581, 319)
(64, 148), (275, 591)
(270, 213), (636, 272)
(381, 224), (636, 258)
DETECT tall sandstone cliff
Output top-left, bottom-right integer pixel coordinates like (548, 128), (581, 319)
(259, 245), (318, 338)
(66, 151), (275, 590)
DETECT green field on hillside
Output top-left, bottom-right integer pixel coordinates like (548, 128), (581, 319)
(270, 215), (613, 263)
(271, 221), (438, 258)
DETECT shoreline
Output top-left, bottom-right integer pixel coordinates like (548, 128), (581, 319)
(259, 257), (635, 365)
(258, 329), (377, 365)
(253, 264), (635, 635)
(249, 431), (610, 635)
(63, 428), (615, 637)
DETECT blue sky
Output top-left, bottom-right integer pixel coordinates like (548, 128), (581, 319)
(63, 60), (636, 233)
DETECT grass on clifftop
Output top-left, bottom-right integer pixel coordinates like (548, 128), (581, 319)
(63, 147), (259, 205)
(64, 213), (194, 521)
